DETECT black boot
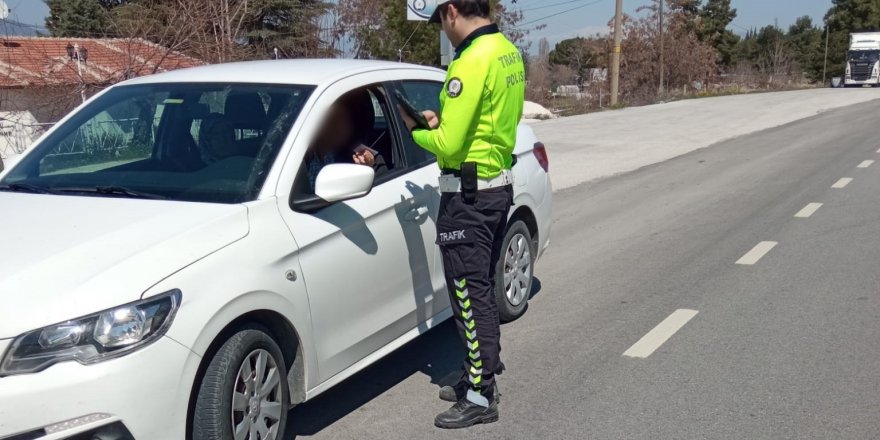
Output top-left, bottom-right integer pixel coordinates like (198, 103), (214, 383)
(439, 382), (501, 403)
(434, 398), (499, 429)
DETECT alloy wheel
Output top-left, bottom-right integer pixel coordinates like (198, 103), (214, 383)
(503, 233), (532, 307)
(231, 349), (284, 440)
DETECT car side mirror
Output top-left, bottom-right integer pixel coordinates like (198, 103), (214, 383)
(291, 163), (375, 212)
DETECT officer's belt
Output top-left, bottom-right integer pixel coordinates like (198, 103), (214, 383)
(439, 170), (513, 193)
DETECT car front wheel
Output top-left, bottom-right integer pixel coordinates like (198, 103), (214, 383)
(193, 326), (289, 440)
(495, 220), (535, 322)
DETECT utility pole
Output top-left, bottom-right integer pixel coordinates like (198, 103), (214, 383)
(610, 0), (623, 105)
(658, 0), (664, 96)
(823, 24), (830, 85)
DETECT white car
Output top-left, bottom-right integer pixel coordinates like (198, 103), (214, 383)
(0, 59), (551, 440)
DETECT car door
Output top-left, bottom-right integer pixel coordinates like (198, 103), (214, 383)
(275, 78), (438, 382)
(390, 79), (450, 306)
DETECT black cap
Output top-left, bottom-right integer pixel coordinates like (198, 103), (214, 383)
(428, 1), (450, 23)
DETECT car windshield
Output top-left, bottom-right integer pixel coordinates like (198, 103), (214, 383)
(0, 83), (314, 203)
(849, 50), (880, 63)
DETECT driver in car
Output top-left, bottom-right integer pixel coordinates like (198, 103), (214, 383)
(306, 97), (388, 191)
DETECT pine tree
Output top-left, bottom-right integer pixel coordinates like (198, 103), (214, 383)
(697, 0), (740, 66)
(786, 16), (825, 82)
(45, 0), (114, 38)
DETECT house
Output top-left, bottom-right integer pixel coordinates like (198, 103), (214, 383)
(0, 37), (202, 165)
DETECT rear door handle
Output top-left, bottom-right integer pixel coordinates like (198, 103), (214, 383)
(405, 206), (429, 222)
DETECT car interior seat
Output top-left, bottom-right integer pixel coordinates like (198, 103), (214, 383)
(224, 92), (268, 154)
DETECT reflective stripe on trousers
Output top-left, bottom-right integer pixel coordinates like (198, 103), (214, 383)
(437, 185), (513, 400)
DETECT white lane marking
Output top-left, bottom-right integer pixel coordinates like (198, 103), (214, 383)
(623, 309), (699, 358)
(877, 148), (880, 153)
(858, 160), (875, 168)
(794, 203), (823, 218)
(832, 178), (853, 189)
(736, 241), (778, 265)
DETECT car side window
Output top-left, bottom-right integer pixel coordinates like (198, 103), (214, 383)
(399, 81), (442, 114)
(293, 84), (405, 197)
(396, 80), (444, 167)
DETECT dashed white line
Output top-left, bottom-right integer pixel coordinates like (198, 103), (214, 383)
(858, 160), (875, 168)
(794, 203), (823, 218)
(736, 241), (778, 265)
(832, 178), (853, 189)
(623, 309), (699, 359)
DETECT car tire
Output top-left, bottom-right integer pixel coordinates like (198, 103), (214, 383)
(193, 326), (289, 440)
(495, 220), (535, 323)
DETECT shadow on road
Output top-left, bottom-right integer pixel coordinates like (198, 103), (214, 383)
(530, 276), (543, 301)
(284, 320), (462, 438)
(284, 278), (544, 438)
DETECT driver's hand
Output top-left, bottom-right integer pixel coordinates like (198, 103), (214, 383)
(398, 104), (417, 131)
(353, 150), (376, 167)
(422, 110), (439, 129)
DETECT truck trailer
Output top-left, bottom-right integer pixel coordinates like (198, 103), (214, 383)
(845, 32), (880, 87)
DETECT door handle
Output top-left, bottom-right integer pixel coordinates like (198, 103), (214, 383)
(405, 206), (429, 222)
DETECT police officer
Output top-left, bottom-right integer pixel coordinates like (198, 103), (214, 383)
(399, 0), (525, 429)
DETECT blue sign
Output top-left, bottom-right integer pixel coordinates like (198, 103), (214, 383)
(407, 0), (439, 21)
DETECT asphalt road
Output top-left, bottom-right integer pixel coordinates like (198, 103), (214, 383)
(287, 99), (880, 440)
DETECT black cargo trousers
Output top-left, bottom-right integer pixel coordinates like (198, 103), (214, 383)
(436, 183), (514, 403)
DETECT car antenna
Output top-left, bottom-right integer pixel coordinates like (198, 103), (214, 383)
(398, 21), (424, 62)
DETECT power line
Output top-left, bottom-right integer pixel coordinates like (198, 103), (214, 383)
(516, 0), (606, 28)
(729, 21), (751, 33)
(520, 0), (592, 13)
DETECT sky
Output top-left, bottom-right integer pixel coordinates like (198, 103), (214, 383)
(522, 0), (834, 47)
(5, 0), (834, 47)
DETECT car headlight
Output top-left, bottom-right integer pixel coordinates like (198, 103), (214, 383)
(0, 290), (181, 376)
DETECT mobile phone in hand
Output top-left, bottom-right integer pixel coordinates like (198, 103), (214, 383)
(354, 144), (379, 155)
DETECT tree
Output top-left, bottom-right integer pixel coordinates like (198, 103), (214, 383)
(697, 0), (740, 66)
(620, 2), (718, 104)
(786, 16), (825, 81)
(45, 0), (114, 37)
(335, 0), (532, 65)
(239, 0), (333, 58)
(47, 0), (332, 61)
(538, 37), (550, 62)
(335, 0), (440, 63)
(749, 25), (793, 85)
(673, 0), (702, 17)
(548, 37), (603, 83)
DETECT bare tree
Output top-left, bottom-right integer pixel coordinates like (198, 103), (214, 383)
(758, 36), (792, 86)
(617, 1), (718, 105)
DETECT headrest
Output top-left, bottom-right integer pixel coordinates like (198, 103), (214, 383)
(224, 92), (267, 129)
(338, 89), (375, 139)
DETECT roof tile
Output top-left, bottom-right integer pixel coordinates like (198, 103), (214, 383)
(0, 37), (203, 88)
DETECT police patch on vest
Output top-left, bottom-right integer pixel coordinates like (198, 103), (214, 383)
(446, 78), (463, 98)
(437, 227), (474, 245)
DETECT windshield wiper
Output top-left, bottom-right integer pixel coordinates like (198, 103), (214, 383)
(55, 185), (166, 200)
(96, 186), (165, 199)
(0, 183), (58, 194)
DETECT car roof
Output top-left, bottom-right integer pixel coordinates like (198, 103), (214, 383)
(120, 59), (444, 87)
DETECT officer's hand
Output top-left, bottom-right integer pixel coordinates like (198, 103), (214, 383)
(422, 110), (439, 129)
(398, 104), (418, 131)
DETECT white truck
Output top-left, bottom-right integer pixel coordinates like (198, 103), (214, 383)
(845, 32), (880, 87)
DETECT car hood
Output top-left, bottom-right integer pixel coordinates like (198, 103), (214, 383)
(0, 193), (249, 338)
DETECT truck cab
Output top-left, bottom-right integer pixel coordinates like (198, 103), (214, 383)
(845, 32), (880, 87)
